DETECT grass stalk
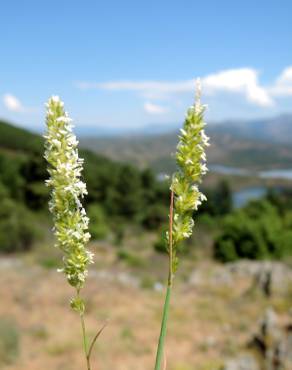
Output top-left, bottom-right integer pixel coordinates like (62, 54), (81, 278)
(78, 292), (108, 370)
(80, 313), (91, 370)
(154, 190), (174, 370)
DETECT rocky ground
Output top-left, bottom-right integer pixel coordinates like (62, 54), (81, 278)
(0, 255), (291, 370)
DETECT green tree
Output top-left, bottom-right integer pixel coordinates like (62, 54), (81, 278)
(199, 180), (233, 216)
(0, 197), (40, 253)
(0, 153), (25, 200)
(214, 200), (285, 262)
(142, 203), (168, 230)
(87, 204), (109, 240)
(115, 165), (143, 220)
(214, 180), (233, 215)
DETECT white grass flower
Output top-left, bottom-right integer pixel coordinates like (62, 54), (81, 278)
(170, 79), (209, 272)
(44, 96), (92, 290)
(155, 80), (209, 370)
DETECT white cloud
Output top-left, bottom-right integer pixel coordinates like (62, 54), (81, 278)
(144, 102), (168, 114)
(277, 66), (292, 84)
(269, 66), (292, 96)
(202, 68), (273, 107)
(3, 94), (24, 112)
(2, 94), (36, 114)
(76, 80), (194, 99)
(76, 66), (292, 108)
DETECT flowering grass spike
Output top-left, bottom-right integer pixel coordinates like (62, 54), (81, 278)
(44, 96), (101, 370)
(169, 79), (209, 274)
(154, 80), (209, 370)
(44, 96), (93, 291)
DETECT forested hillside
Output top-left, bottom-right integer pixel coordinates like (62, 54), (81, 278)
(0, 120), (169, 252)
(1, 119), (292, 263)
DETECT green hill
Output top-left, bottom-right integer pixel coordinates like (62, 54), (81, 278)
(0, 120), (169, 253)
(0, 120), (42, 154)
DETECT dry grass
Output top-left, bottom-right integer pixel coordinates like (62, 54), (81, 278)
(0, 250), (290, 370)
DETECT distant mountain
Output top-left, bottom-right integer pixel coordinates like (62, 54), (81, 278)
(75, 122), (180, 137)
(79, 114), (292, 173)
(76, 114), (292, 142)
(211, 114), (292, 144)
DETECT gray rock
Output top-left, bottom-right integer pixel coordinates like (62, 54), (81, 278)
(0, 257), (23, 269)
(227, 261), (292, 294)
(189, 265), (233, 287)
(249, 308), (292, 370)
(223, 354), (259, 370)
(189, 261), (292, 294)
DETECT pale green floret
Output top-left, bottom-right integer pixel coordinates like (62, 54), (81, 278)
(154, 82), (209, 370)
(44, 96), (93, 290)
(168, 81), (209, 273)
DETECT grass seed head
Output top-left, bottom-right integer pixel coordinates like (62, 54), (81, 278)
(44, 96), (93, 290)
(169, 80), (209, 272)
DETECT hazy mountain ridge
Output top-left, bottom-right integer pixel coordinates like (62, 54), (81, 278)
(211, 114), (292, 144)
(79, 114), (292, 173)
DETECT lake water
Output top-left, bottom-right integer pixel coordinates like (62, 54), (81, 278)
(210, 164), (250, 176)
(233, 187), (267, 208)
(210, 164), (292, 180)
(210, 165), (292, 208)
(159, 165), (292, 208)
(259, 169), (292, 180)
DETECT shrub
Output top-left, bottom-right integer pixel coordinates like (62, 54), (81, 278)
(154, 235), (167, 254)
(117, 249), (145, 267)
(214, 200), (290, 262)
(199, 180), (232, 216)
(277, 230), (292, 258)
(87, 204), (109, 240)
(38, 255), (60, 269)
(0, 153), (25, 200)
(214, 238), (238, 262)
(0, 198), (40, 253)
(115, 165), (143, 219)
(112, 218), (126, 246)
(0, 317), (20, 365)
(142, 204), (168, 230)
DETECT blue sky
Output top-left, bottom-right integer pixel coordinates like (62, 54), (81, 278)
(1, 0), (292, 131)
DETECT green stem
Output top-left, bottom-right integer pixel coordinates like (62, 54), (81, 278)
(76, 288), (91, 370)
(154, 284), (172, 370)
(154, 189), (174, 370)
(80, 313), (91, 370)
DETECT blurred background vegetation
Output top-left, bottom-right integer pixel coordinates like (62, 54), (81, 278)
(1, 118), (292, 265)
(1, 114), (292, 370)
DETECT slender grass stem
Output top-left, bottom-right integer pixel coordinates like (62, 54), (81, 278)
(154, 190), (174, 370)
(80, 311), (91, 370)
(154, 285), (172, 370)
(77, 288), (108, 370)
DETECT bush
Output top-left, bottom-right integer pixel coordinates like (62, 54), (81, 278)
(142, 204), (168, 230)
(214, 200), (290, 262)
(154, 227), (168, 254)
(214, 239), (238, 262)
(87, 204), (109, 240)
(154, 236), (167, 254)
(0, 198), (40, 253)
(117, 249), (145, 267)
(0, 317), (20, 364)
(38, 255), (60, 269)
(277, 230), (292, 258)
(200, 180), (233, 216)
